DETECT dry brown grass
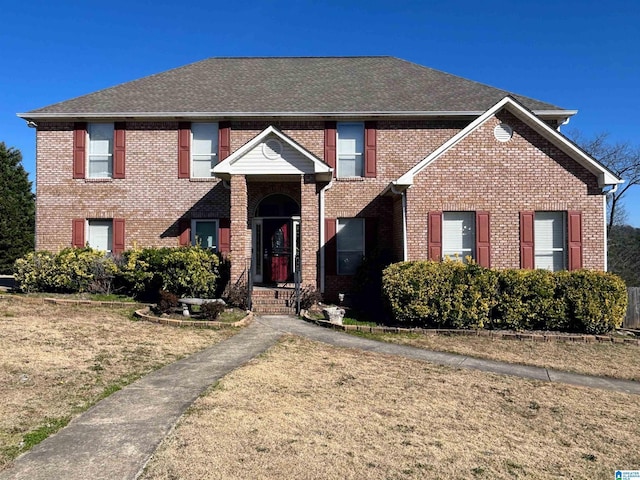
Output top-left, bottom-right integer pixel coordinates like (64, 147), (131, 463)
(0, 296), (234, 469)
(351, 332), (640, 381)
(142, 335), (640, 480)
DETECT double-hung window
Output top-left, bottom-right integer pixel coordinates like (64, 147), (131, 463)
(337, 122), (364, 178)
(534, 212), (566, 271)
(191, 219), (219, 250)
(87, 220), (113, 253)
(88, 123), (114, 178)
(337, 218), (364, 275)
(191, 123), (219, 178)
(442, 212), (476, 262)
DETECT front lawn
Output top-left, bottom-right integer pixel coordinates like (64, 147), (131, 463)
(141, 335), (640, 479)
(0, 296), (235, 470)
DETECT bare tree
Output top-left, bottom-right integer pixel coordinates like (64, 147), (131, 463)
(568, 131), (640, 235)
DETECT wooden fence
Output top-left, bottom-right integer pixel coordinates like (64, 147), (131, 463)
(625, 287), (640, 329)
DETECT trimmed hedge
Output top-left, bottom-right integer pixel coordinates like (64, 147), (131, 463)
(14, 246), (221, 300)
(14, 248), (117, 294)
(382, 260), (627, 334)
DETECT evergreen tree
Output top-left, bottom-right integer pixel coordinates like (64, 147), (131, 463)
(0, 142), (35, 273)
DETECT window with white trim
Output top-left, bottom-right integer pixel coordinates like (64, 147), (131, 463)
(191, 123), (219, 178)
(191, 219), (218, 250)
(337, 122), (364, 178)
(87, 220), (113, 253)
(534, 211), (566, 271)
(337, 218), (364, 275)
(88, 123), (114, 178)
(442, 212), (475, 262)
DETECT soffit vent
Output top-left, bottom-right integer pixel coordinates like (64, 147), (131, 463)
(262, 138), (283, 159)
(494, 123), (513, 142)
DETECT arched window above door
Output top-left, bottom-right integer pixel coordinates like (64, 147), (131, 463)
(256, 194), (300, 217)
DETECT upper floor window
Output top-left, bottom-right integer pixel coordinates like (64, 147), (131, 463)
(191, 123), (219, 178)
(337, 122), (364, 178)
(337, 218), (364, 275)
(442, 212), (476, 262)
(191, 219), (219, 250)
(87, 219), (113, 253)
(534, 211), (566, 271)
(88, 123), (114, 178)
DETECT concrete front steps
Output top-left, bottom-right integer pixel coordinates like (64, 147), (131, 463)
(251, 287), (297, 314)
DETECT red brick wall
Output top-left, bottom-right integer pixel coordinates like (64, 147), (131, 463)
(405, 112), (605, 270)
(35, 116), (605, 299)
(36, 122), (228, 251)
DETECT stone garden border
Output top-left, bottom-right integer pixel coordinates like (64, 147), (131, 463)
(134, 306), (253, 329)
(301, 311), (640, 346)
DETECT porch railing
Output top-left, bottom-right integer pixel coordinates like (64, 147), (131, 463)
(294, 254), (301, 314)
(246, 256), (253, 311)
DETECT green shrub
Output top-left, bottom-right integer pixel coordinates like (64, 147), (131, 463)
(14, 248), (117, 294)
(382, 261), (627, 334)
(493, 269), (565, 330)
(115, 246), (220, 300)
(382, 260), (498, 329)
(557, 270), (627, 334)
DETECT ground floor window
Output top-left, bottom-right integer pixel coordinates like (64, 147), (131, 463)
(87, 220), (113, 253)
(191, 219), (219, 250)
(534, 211), (566, 271)
(442, 211), (475, 262)
(337, 218), (364, 275)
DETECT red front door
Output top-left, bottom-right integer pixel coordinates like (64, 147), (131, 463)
(263, 219), (291, 283)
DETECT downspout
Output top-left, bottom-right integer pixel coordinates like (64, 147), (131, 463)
(603, 183), (619, 272)
(390, 182), (409, 262)
(319, 178), (334, 293)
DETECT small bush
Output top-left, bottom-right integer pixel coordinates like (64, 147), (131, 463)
(201, 302), (225, 320)
(155, 290), (178, 314)
(226, 281), (249, 310)
(299, 285), (323, 310)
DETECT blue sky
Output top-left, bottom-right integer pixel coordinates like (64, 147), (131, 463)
(2, 0), (639, 225)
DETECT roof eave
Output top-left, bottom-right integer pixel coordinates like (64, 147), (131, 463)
(17, 109), (577, 121)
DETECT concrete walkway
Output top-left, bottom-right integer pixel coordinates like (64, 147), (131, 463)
(1, 314), (639, 479)
(0, 320), (283, 480)
(256, 315), (640, 395)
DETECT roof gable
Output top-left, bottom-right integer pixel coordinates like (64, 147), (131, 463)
(212, 126), (332, 180)
(393, 96), (622, 189)
(20, 57), (571, 119)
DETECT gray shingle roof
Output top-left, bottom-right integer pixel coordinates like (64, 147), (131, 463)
(25, 57), (566, 116)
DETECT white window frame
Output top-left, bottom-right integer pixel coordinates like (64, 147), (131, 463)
(191, 122), (219, 178)
(87, 123), (114, 178)
(87, 219), (113, 253)
(442, 212), (476, 262)
(534, 211), (566, 271)
(337, 218), (365, 275)
(337, 122), (364, 178)
(191, 219), (219, 251)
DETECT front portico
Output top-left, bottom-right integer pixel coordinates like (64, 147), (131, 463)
(213, 126), (332, 290)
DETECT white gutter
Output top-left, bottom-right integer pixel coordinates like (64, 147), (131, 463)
(319, 179), (334, 294)
(603, 194), (608, 272)
(602, 182), (619, 272)
(17, 109), (577, 120)
(390, 183), (409, 261)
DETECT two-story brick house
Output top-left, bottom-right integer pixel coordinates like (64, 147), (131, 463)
(18, 57), (621, 307)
